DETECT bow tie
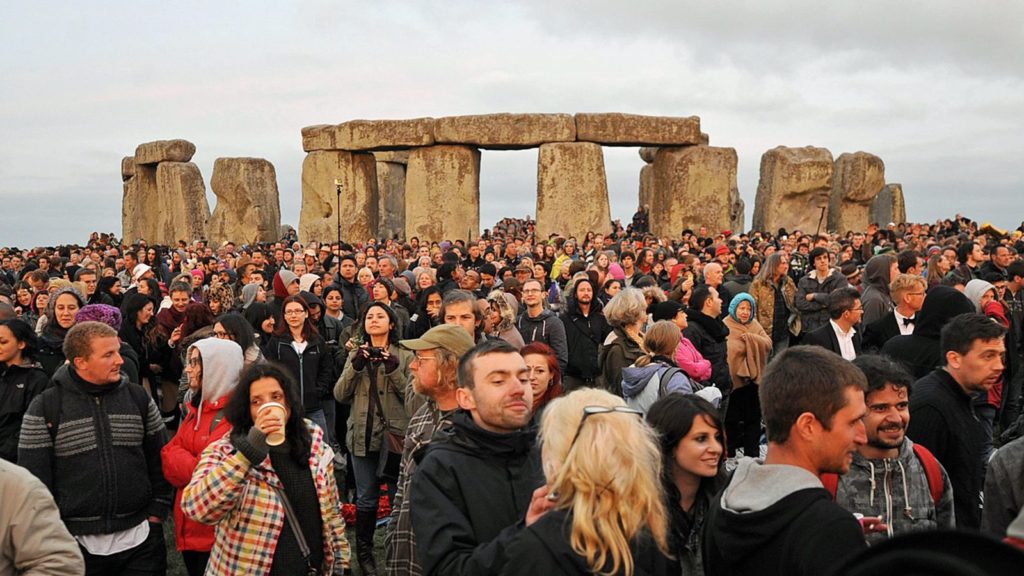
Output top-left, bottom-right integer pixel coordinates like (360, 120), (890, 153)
(902, 317), (915, 327)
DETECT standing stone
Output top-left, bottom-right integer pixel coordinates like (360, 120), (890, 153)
(753, 146), (834, 234)
(377, 161), (406, 240)
(405, 145), (480, 242)
(122, 163), (159, 243)
(134, 139), (196, 165)
(639, 147), (659, 163)
(155, 162), (210, 244)
(301, 118), (434, 152)
(638, 164), (655, 212)
(299, 151), (379, 243)
(373, 150), (410, 164)
(536, 143), (611, 241)
(574, 113), (702, 146)
(121, 156), (135, 181)
(868, 183), (906, 224)
(828, 152), (885, 234)
(434, 113), (576, 149)
(650, 146), (739, 237)
(207, 158), (282, 245)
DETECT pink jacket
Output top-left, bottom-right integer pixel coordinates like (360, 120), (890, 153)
(675, 336), (712, 382)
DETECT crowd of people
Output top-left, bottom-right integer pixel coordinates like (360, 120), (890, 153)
(1, 211), (1024, 575)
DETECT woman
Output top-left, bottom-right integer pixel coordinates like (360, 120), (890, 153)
(749, 252), (798, 354)
(926, 252), (950, 288)
(333, 302), (412, 575)
(501, 388), (673, 576)
(522, 341), (563, 419)
(723, 293), (772, 457)
(369, 278), (410, 338)
(646, 394), (726, 576)
(263, 296), (334, 436)
(119, 292), (168, 397)
(161, 338), (244, 576)
(600, 288), (648, 396)
(205, 284), (235, 317)
(36, 286), (84, 377)
(486, 290), (526, 348)
(97, 275), (123, 308)
(621, 321), (694, 415)
(600, 278), (624, 306)
(13, 282), (33, 317)
(322, 285), (347, 323)
(214, 312), (264, 367)
(357, 266), (375, 290)
(407, 285), (442, 340)
(0, 318), (49, 462)
(243, 302), (275, 347)
(652, 301), (711, 384)
(181, 363), (350, 575)
(414, 268), (436, 296)
(299, 273), (323, 297)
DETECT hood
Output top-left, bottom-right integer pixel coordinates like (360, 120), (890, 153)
(727, 292), (757, 323)
(519, 308), (556, 324)
(720, 458), (823, 514)
(964, 279), (996, 312)
(299, 273), (321, 293)
(863, 255), (894, 293)
(915, 286), (975, 339)
(43, 285), (86, 339)
(621, 362), (664, 398)
(417, 409), (537, 463)
(273, 269), (298, 299)
(240, 283), (260, 310)
(189, 337), (244, 407)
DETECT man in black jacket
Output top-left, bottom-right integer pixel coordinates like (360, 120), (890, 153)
(683, 285), (731, 402)
(335, 254), (369, 319)
(18, 321), (172, 575)
(802, 287), (864, 360)
(409, 339), (543, 576)
(907, 313), (1006, 530)
(705, 346), (870, 576)
(559, 278), (611, 391)
(862, 274), (926, 352)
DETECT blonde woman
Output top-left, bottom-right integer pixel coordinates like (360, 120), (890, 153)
(501, 388), (673, 576)
(599, 288), (648, 396)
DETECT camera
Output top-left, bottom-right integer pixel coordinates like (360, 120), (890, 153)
(367, 346), (386, 361)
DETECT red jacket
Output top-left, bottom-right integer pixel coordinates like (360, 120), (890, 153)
(161, 395), (233, 552)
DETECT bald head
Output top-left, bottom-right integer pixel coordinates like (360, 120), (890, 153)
(704, 262), (724, 287)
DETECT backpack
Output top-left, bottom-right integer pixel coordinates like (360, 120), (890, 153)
(625, 365), (696, 414)
(41, 380), (153, 442)
(821, 443), (944, 505)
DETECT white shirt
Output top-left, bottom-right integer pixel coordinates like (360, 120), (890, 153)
(829, 320), (858, 361)
(292, 340), (308, 355)
(894, 309), (916, 336)
(75, 520), (149, 556)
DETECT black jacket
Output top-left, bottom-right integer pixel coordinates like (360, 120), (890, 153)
(862, 311), (904, 353)
(0, 362), (49, 462)
(683, 311), (731, 394)
(802, 322), (863, 358)
(559, 301), (611, 382)
(907, 368), (986, 529)
(334, 277), (369, 319)
(410, 410), (542, 576)
(500, 509), (674, 576)
(263, 333), (335, 413)
(882, 286), (975, 379)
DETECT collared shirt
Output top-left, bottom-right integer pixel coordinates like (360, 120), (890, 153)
(830, 319), (858, 361)
(894, 309), (916, 336)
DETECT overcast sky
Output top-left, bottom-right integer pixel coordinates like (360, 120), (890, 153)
(2, 1), (1021, 247)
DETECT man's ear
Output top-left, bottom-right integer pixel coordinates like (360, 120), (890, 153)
(456, 387), (476, 412)
(945, 350), (961, 370)
(793, 412), (820, 443)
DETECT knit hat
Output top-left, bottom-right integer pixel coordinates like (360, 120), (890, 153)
(240, 283), (260, 310)
(608, 263), (626, 281)
(728, 292), (757, 324)
(273, 269), (299, 299)
(190, 268), (205, 281)
(400, 323), (475, 357)
(75, 304), (123, 330)
(651, 300), (685, 322)
(964, 279), (996, 313)
(392, 276), (412, 298)
(715, 244), (730, 257)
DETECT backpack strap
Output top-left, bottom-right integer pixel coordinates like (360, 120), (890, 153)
(911, 443), (944, 506)
(658, 367), (683, 398)
(820, 473), (840, 499)
(209, 410), (225, 435)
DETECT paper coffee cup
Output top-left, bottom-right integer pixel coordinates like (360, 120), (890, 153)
(257, 402), (287, 446)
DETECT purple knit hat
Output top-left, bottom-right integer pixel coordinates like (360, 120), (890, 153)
(75, 304), (123, 330)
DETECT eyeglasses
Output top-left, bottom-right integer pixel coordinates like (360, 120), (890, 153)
(414, 354), (437, 363)
(214, 330), (232, 339)
(284, 309), (306, 316)
(522, 289), (542, 294)
(569, 406), (643, 450)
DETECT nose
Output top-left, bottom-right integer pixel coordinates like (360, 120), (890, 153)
(854, 419), (867, 446)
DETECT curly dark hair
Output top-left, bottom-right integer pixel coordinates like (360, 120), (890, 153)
(224, 362), (312, 465)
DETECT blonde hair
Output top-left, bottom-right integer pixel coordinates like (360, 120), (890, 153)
(540, 388), (669, 576)
(635, 321), (681, 368)
(890, 273), (927, 301)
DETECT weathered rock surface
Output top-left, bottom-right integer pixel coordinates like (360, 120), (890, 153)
(535, 143), (610, 241)
(373, 150), (410, 164)
(301, 118), (435, 152)
(122, 164), (158, 243)
(870, 183), (906, 225)
(650, 146), (740, 237)
(753, 146), (834, 233)
(134, 139), (196, 165)
(434, 113), (576, 149)
(638, 164), (655, 212)
(405, 145), (480, 242)
(575, 113), (702, 146)
(299, 151), (379, 242)
(829, 152), (885, 234)
(154, 162), (210, 243)
(377, 161), (407, 240)
(207, 158), (282, 245)
(121, 156), (135, 181)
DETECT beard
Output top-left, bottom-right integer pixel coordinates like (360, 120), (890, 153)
(867, 423), (906, 450)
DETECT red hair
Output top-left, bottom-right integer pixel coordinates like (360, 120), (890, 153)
(520, 341), (563, 412)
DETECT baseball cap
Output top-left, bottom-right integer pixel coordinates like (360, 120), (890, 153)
(400, 324), (475, 356)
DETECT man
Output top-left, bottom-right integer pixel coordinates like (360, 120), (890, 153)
(75, 268), (112, 306)
(336, 254), (369, 318)
(722, 258), (753, 296)
(860, 254), (899, 326)
(983, 433), (1024, 539)
(515, 279), (568, 372)
(19, 322), (172, 575)
(0, 458), (84, 574)
(409, 340), (542, 576)
(795, 247), (849, 334)
(803, 287), (864, 360)
(619, 251), (641, 286)
(459, 269), (484, 298)
(982, 244), (1013, 281)
(441, 289), (486, 344)
(897, 249), (925, 276)
(462, 245), (485, 270)
(702, 262), (731, 319)
(118, 251), (138, 288)
(478, 263), (500, 295)
(833, 355), (955, 543)
(386, 325), (476, 576)
(378, 255), (399, 280)
(907, 313), (1006, 529)
(863, 274), (927, 352)
(953, 241), (985, 282)
(704, 346), (869, 576)
(683, 285), (731, 396)
(559, 278), (611, 390)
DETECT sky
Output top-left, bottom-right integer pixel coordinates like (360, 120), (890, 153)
(2, 1), (1022, 247)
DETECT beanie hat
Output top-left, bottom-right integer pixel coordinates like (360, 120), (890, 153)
(240, 283), (260, 310)
(75, 304), (123, 330)
(728, 292), (757, 324)
(608, 263), (626, 281)
(715, 244), (730, 257)
(273, 269), (299, 299)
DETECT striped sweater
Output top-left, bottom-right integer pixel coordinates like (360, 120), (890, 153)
(17, 367), (173, 536)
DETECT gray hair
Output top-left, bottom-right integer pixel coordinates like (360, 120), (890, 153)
(603, 287), (648, 328)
